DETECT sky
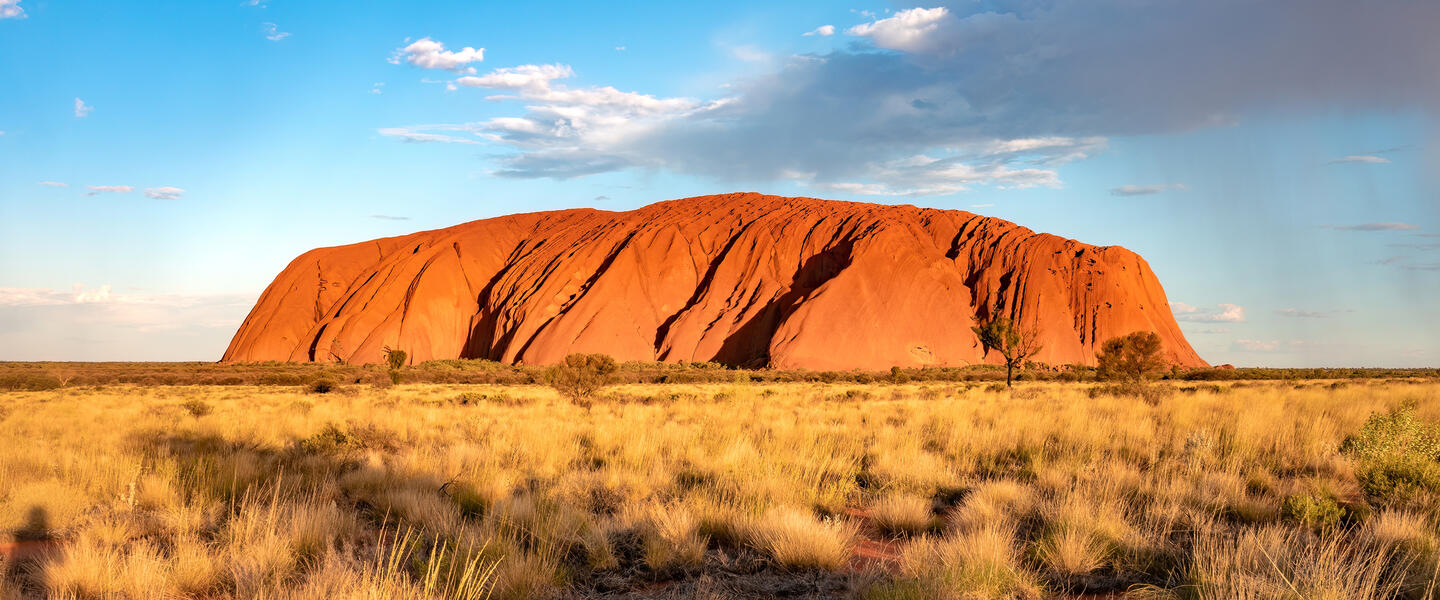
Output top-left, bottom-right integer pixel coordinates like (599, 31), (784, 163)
(1, 0), (1438, 366)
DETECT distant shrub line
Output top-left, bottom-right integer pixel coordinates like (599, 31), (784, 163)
(0, 359), (1434, 391)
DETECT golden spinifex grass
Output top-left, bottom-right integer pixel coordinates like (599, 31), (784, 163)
(0, 380), (1438, 599)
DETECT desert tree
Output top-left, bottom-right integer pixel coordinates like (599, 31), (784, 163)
(383, 346), (408, 384)
(971, 316), (1044, 388)
(1096, 331), (1167, 382)
(547, 353), (619, 404)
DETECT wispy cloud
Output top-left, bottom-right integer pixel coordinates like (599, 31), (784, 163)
(1277, 308), (1343, 318)
(1111, 183), (1189, 196)
(262, 22), (290, 41)
(377, 126), (480, 145)
(389, 37), (484, 73)
(1327, 222), (1419, 231)
(0, 0), (24, 19)
(0, 284), (257, 359)
(85, 185), (133, 195)
(369, 82), (385, 95)
(1190, 328), (1230, 334)
(368, 214), (409, 221)
(144, 186), (185, 200)
(803, 25), (835, 37)
(37, 181), (67, 187)
(74, 98), (93, 118)
(1232, 339), (1281, 352)
(1328, 155), (1390, 164)
(1173, 301), (1246, 323)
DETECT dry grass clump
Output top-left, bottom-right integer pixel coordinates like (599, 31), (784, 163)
(2, 378), (1440, 597)
(750, 507), (856, 571)
(868, 494), (936, 537)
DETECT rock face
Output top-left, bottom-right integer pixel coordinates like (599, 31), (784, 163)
(223, 193), (1206, 369)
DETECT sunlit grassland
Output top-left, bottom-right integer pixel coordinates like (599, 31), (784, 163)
(1, 379), (1438, 598)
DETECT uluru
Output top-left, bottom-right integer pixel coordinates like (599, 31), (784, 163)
(223, 193), (1206, 370)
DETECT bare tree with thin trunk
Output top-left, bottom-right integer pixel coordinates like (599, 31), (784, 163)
(972, 316), (1044, 388)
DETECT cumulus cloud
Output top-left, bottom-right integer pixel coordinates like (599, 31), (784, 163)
(803, 25), (835, 37)
(1328, 222), (1420, 231)
(1111, 183), (1189, 196)
(74, 98), (92, 118)
(1173, 302), (1246, 323)
(454, 63), (573, 91)
(845, 7), (956, 53)
(1328, 155), (1389, 164)
(37, 181), (67, 187)
(1232, 339), (1281, 352)
(390, 37), (484, 73)
(144, 186), (185, 200)
(0, 0), (23, 19)
(86, 185), (133, 195)
(262, 22), (290, 41)
(394, 63), (710, 178)
(384, 0), (1440, 195)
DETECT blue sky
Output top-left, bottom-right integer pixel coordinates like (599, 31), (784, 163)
(1, 0), (1437, 365)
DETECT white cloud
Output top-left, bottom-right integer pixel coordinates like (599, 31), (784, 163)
(369, 215), (409, 221)
(1173, 302), (1246, 323)
(144, 186), (185, 200)
(970, 203), (995, 208)
(1111, 183), (1189, 196)
(86, 185), (133, 195)
(0, 0), (24, 19)
(1232, 339), (1280, 352)
(377, 126), (480, 145)
(1328, 155), (1390, 164)
(0, 285), (257, 359)
(1328, 222), (1419, 231)
(391, 63), (713, 178)
(262, 22), (290, 41)
(37, 181), (67, 187)
(74, 98), (92, 118)
(803, 25), (835, 37)
(730, 45), (772, 63)
(846, 7), (954, 53)
(370, 82), (385, 95)
(1191, 328), (1230, 334)
(455, 63), (573, 91)
(614, 45), (626, 51)
(390, 37), (484, 72)
(1277, 308), (1337, 318)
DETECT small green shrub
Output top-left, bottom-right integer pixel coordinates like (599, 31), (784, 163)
(1341, 404), (1440, 462)
(1281, 492), (1344, 531)
(1356, 456), (1440, 508)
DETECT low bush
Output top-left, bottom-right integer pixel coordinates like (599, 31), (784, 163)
(0, 373), (63, 391)
(1281, 492), (1344, 531)
(546, 354), (618, 403)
